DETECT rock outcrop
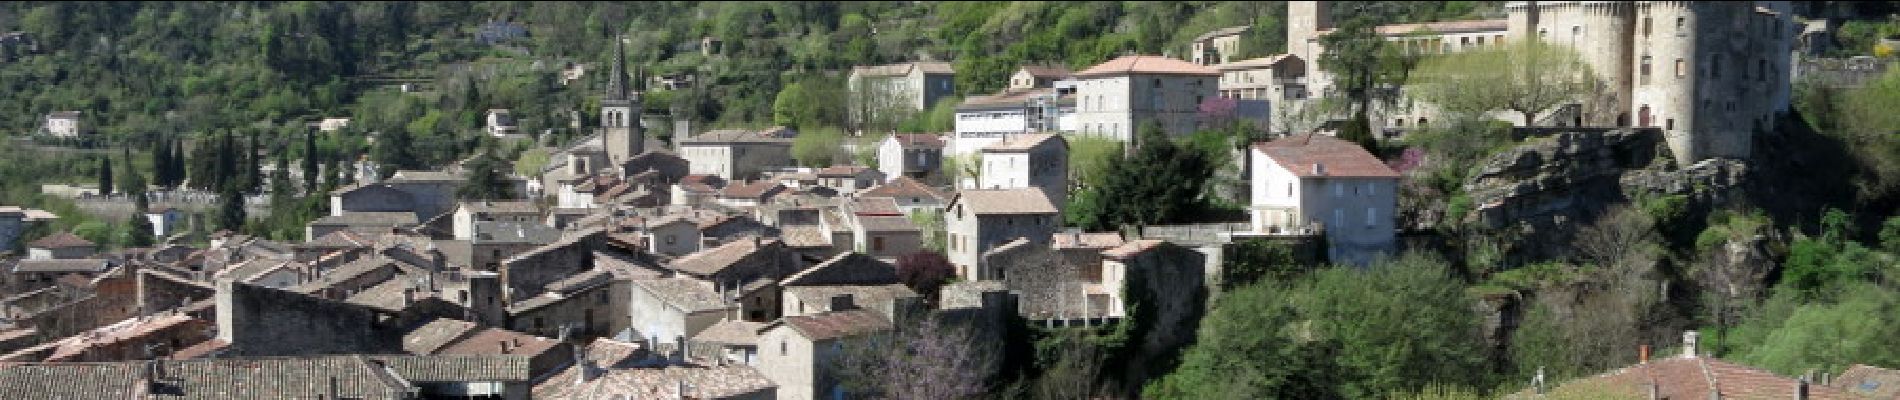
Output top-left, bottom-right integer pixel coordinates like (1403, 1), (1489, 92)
(1459, 128), (1748, 265)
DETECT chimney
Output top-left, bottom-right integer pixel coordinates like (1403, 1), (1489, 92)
(1682, 331), (1699, 358)
(499, 340), (512, 354)
(831, 294), (857, 311)
(1795, 376), (1810, 400)
(1640, 344), (1650, 364)
(512, 337), (522, 348)
(676, 379), (688, 400)
(1312, 162), (1326, 176)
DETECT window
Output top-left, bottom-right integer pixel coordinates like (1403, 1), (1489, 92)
(1286, 182), (1293, 197)
(1366, 207), (1377, 227)
(1152, 78), (1161, 88)
(1643, 17), (1653, 37)
(1666, 118), (1675, 130)
(1362, 182), (1373, 196)
(1676, 17), (1686, 36)
(1675, 59), (1686, 78)
(781, 341), (788, 356)
(459, 290), (469, 304)
(1333, 182), (1343, 197)
(1710, 54), (1721, 78)
(597, 290), (610, 304)
(1640, 56), (1653, 84)
(873, 236), (885, 251)
(1758, 59), (1767, 82)
(1333, 208), (1344, 228)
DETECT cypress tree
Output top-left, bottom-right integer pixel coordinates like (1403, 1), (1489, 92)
(246, 131), (261, 192)
(151, 137), (171, 188)
(216, 186), (246, 232)
(302, 128), (319, 193)
(170, 139), (186, 188)
(99, 156), (114, 196)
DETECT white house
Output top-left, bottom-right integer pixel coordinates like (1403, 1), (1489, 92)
(950, 88), (1076, 157)
(451, 201), (541, 240)
(144, 207), (186, 239)
(1072, 55), (1220, 141)
(943, 188), (1060, 281)
(875, 134), (944, 183)
(643, 214), (702, 257)
(42, 111), (83, 137)
(315, 117), (353, 133)
(485, 109), (521, 138)
(978, 133), (1069, 211)
(813, 165), (883, 193)
(1249, 134), (1400, 266)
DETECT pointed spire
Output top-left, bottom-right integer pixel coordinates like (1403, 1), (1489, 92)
(606, 33), (630, 101)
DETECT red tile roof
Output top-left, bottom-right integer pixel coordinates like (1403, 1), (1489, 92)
(1253, 134), (1400, 178)
(719, 180), (784, 200)
(858, 176), (949, 202)
(1523, 356), (1861, 400)
(1102, 240), (1168, 261)
(888, 133), (945, 149)
(28, 232), (94, 249)
(777, 309), (892, 342)
(1076, 55), (1219, 78)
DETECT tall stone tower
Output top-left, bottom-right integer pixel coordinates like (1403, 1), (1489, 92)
(602, 35), (644, 168)
(1287, 1), (1333, 91)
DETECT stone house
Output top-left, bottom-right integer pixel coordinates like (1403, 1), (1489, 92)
(403, 318), (571, 382)
(875, 134), (945, 183)
(1008, 64), (1074, 90)
(27, 232), (95, 260)
(1192, 26), (1251, 66)
(305, 212), (419, 241)
(642, 214), (703, 257)
(944, 188), (1061, 280)
(755, 309), (893, 400)
(776, 252), (919, 322)
(627, 277), (733, 348)
(1072, 55), (1220, 140)
(507, 267), (647, 340)
(847, 61), (957, 127)
(814, 166), (883, 193)
(691, 319), (766, 366)
(10, 259), (112, 287)
(679, 129), (794, 181)
(666, 237), (802, 322)
(855, 176), (949, 215)
(978, 133), (1069, 211)
(41, 111), (83, 137)
(1249, 134), (1399, 266)
(450, 201), (541, 240)
(383, 171), (463, 219)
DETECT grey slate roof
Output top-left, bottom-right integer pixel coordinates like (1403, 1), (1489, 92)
(11, 259), (110, 274)
(631, 278), (730, 313)
(311, 212), (420, 226)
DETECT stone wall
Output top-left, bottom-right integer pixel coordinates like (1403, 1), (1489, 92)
(214, 280), (401, 356)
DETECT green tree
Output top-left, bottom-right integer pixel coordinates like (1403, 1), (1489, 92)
(215, 186), (247, 232)
(1739, 283), (1900, 376)
(118, 147), (146, 196)
(98, 156), (114, 196)
(1411, 39), (1598, 124)
(303, 128), (321, 193)
(456, 148), (515, 201)
(1319, 11), (1417, 151)
(125, 191), (154, 247)
(791, 126), (847, 167)
(1222, 238), (1304, 289)
(1067, 122), (1214, 231)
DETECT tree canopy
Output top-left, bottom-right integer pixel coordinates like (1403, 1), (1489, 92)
(1410, 39), (1598, 125)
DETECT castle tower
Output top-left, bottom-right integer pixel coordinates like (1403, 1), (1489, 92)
(1576, 2), (1636, 127)
(1287, 1), (1333, 92)
(1630, 1), (1704, 165)
(602, 35), (645, 169)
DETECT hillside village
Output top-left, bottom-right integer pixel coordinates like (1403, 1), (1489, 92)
(1, 1), (1899, 399)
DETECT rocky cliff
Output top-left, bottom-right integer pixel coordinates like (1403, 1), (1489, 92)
(1459, 128), (1749, 265)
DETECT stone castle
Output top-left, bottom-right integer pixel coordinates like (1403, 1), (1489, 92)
(1287, 1), (1795, 166)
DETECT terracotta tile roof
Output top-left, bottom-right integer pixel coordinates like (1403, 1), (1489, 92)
(1052, 231), (1126, 250)
(853, 61), (955, 77)
(432, 326), (563, 359)
(950, 188), (1059, 215)
(1520, 356), (1862, 400)
(12, 259), (110, 274)
(28, 232), (93, 249)
(669, 237), (774, 276)
(1076, 55), (1219, 78)
(982, 133), (1065, 152)
(1253, 134), (1400, 178)
(403, 318), (479, 355)
(541, 364), (777, 399)
(1102, 239), (1169, 260)
(849, 197), (904, 216)
(719, 180), (784, 200)
(778, 225), (831, 248)
(365, 354), (531, 382)
(1213, 54), (1300, 71)
(959, 88), (1056, 110)
(1374, 19), (1507, 35)
(857, 215), (918, 233)
(460, 201), (539, 215)
(1834, 364), (1900, 398)
(781, 252), (899, 286)
(679, 129), (794, 145)
(858, 176), (949, 202)
(888, 133), (945, 149)
(631, 278), (730, 313)
(1018, 64), (1074, 79)
(815, 165), (873, 177)
(691, 319), (767, 346)
(168, 339), (230, 360)
(776, 309), (892, 342)
(1191, 25), (1251, 42)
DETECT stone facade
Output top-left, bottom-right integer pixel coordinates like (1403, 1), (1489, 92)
(1072, 56), (1220, 141)
(977, 134), (1069, 211)
(214, 280), (402, 357)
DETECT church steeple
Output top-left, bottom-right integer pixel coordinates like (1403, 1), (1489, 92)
(606, 34), (630, 101)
